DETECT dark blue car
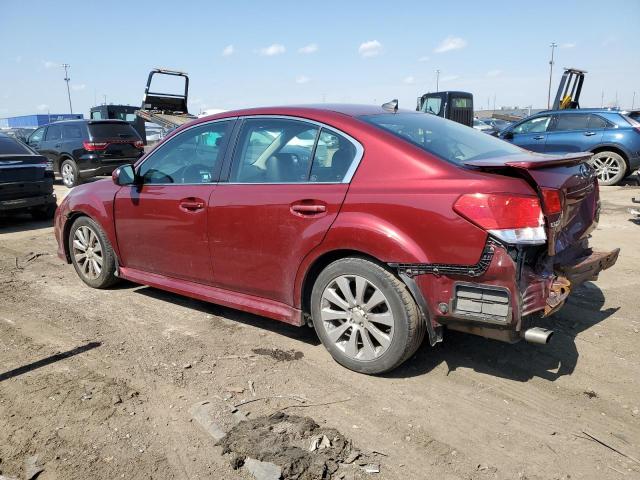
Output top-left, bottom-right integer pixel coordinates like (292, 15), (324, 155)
(499, 109), (640, 185)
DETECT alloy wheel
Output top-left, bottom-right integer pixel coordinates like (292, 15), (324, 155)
(62, 162), (75, 187)
(319, 275), (394, 361)
(590, 154), (623, 184)
(72, 225), (103, 280)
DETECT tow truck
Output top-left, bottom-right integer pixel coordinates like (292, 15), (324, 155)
(135, 68), (196, 131)
(416, 91), (474, 127)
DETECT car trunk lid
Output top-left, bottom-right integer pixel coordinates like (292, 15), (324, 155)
(87, 121), (143, 159)
(464, 152), (598, 257)
(0, 154), (52, 201)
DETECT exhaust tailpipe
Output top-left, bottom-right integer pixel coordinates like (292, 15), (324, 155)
(523, 327), (554, 345)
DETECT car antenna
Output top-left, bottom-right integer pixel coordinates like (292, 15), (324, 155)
(382, 99), (398, 113)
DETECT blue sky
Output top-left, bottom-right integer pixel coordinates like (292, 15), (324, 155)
(1, 0), (639, 117)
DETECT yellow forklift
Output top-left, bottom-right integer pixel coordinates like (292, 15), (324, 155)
(552, 67), (587, 110)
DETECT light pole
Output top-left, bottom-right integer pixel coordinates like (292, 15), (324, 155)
(633, 92), (636, 110)
(435, 69), (440, 92)
(62, 64), (73, 114)
(547, 43), (557, 109)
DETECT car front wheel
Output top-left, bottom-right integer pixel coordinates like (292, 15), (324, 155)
(68, 216), (119, 288)
(589, 151), (627, 186)
(311, 257), (425, 374)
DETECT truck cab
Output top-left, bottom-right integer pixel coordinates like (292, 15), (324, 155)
(416, 91), (474, 127)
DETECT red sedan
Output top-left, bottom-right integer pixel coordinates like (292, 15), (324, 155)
(54, 105), (619, 374)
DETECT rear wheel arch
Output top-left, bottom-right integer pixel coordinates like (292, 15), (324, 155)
(590, 145), (629, 167)
(56, 154), (73, 173)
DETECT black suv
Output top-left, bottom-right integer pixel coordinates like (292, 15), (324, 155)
(26, 120), (144, 187)
(0, 133), (57, 219)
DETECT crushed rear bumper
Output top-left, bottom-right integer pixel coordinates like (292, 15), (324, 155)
(392, 240), (619, 344)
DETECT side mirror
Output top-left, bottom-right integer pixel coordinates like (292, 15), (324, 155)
(501, 130), (514, 140)
(112, 164), (136, 186)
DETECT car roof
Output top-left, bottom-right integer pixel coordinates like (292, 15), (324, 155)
(44, 119), (129, 126)
(198, 104), (420, 122)
(536, 108), (622, 115)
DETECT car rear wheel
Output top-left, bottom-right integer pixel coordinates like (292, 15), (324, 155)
(311, 257), (425, 374)
(589, 151), (627, 186)
(68, 216), (119, 289)
(61, 158), (80, 188)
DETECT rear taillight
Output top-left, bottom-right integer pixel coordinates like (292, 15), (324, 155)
(540, 188), (563, 215)
(454, 193), (546, 245)
(83, 141), (108, 151)
(134, 140), (144, 149)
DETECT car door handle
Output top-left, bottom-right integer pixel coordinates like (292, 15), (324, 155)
(55, 144), (61, 148)
(290, 204), (326, 215)
(584, 131), (596, 136)
(533, 135), (545, 140)
(179, 198), (205, 211)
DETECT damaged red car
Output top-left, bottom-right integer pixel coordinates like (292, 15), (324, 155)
(54, 105), (619, 374)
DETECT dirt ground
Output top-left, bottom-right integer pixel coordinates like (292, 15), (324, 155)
(1, 182), (639, 480)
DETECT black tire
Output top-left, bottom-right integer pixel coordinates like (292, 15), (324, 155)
(31, 203), (57, 220)
(589, 151), (627, 186)
(68, 216), (119, 289)
(310, 257), (425, 374)
(60, 158), (81, 188)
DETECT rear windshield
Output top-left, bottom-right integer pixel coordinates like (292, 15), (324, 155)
(0, 135), (33, 155)
(88, 122), (140, 140)
(360, 113), (524, 165)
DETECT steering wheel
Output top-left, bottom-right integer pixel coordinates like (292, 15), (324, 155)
(180, 163), (211, 183)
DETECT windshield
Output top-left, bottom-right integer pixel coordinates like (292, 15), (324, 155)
(360, 113), (524, 165)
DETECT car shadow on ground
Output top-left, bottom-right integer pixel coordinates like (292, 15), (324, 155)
(132, 286), (320, 345)
(0, 214), (54, 234)
(130, 281), (616, 382)
(387, 282), (618, 382)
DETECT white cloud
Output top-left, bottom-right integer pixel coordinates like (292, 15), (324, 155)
(259, 44), (285, 56)
(71, 83), (86, 91)
(434, 36), (467, 53)
(43, 60), (57, 69)
(403, 76), (415, 84)
(418, 56), (430, 62)
(486, 69), (502, 77)
(222, 45), (234, 56)
(295, 75), (310, 84)
(36, 104), (49, 111)
(561, 42), (576, 49)
(298, 43), (318, 54)
(358, 40), (382, 58)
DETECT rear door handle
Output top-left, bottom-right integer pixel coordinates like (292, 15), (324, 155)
(533, 135), (545, 140)
(179, 198), (205, 211)
(290, 204), (326, 215)
(584, 131), (596, 136)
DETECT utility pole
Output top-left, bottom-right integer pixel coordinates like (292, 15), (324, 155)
(103, 94), (107, 105)
(633, 91), (636, 110)
(546, 43), (557, 109)
(435, 69), (440, 92)
(62, 64), (73, 113)
(601, 90), (605, 108)
(493, 94), (496, 111)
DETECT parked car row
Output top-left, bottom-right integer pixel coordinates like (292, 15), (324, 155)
(53, 105), (619, 374)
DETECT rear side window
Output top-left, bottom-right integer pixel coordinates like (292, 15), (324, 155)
(552, 114), (590, 131)
(310, 129), (357, 183)
(589, 115), (608, 129)
(361, 113), (523, 165)
(62, 124), (86, 139)
(0, 136), (32, 155)
(89, 122), (139, 140)
(45, 125), (62, 140)
(230, 118), (319, 183)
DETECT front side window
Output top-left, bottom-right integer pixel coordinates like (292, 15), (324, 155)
(29, 127), (45, 144)
(420, 97), (442, 115)
(45, 125), (62, 141)
(138, 120), (232, 184)
(361, 113), (524, 165)
(552, 114), (590, 131)
(230, 118), (318, 183)
(513, 116), (551, 134)
(310, 129), (356, 182)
